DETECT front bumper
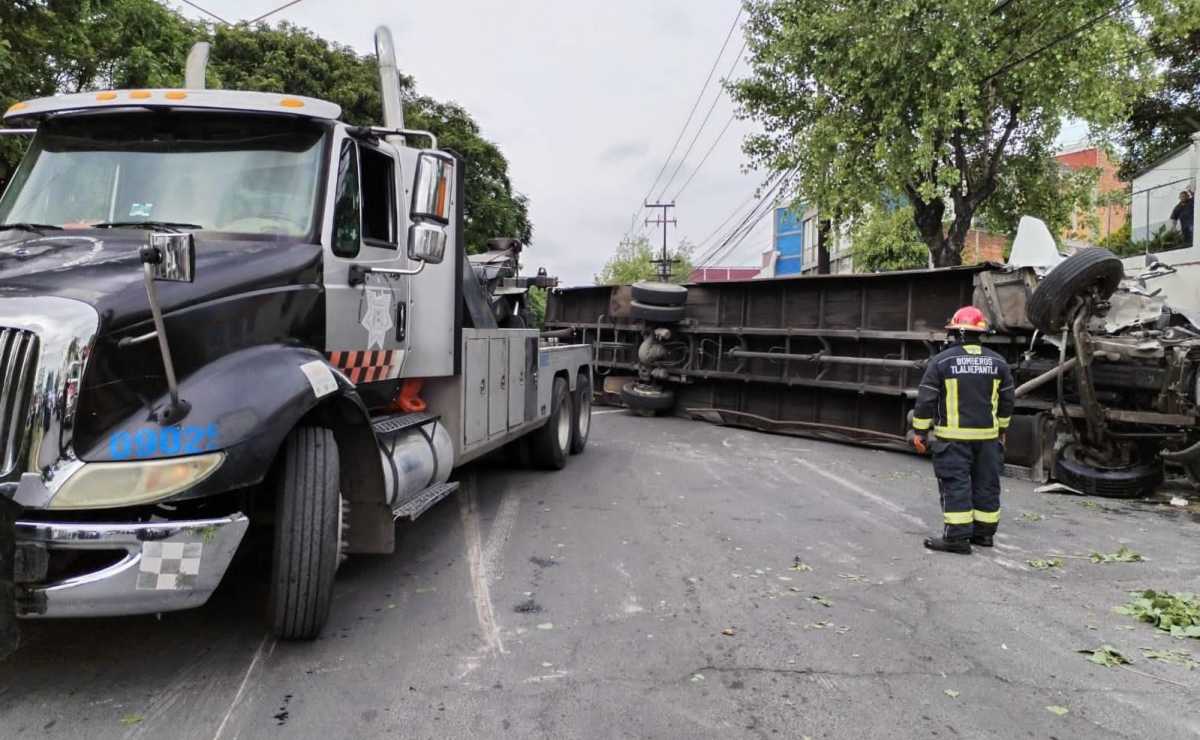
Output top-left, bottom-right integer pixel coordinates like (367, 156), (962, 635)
(15, 513), (248, 618)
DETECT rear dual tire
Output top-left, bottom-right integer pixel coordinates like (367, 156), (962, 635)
(530, 376), (573, 469)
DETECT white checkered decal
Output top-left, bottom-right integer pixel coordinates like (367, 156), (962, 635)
(136, 541), (203, 590)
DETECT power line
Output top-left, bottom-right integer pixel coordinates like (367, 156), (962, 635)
(179, 0), (232, 24)
(981, 0), (1135, 83)
(246, 0), (306, 25)
(692, 171), (783, 259)
(698, 171), (791, 266)
(671, 113), (737, 202)
(624, 7), (744, 238)
(655, 40), (747, 201)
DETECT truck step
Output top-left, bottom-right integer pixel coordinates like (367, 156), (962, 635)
(372, 411), (439, 437)
(392, 481), (460, 522)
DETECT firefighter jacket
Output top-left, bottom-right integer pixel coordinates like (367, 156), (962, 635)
(912, 342), (1014, 441)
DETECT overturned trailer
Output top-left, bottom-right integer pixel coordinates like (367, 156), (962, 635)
(545, 248), (1200, 498)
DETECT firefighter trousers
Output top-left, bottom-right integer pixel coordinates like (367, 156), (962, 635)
(932, 439), (1002, 541)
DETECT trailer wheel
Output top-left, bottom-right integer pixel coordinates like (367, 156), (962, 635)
(570, 372), (591, 454)
(632, 281), (688, 306)
(1053, 443), (1162, 499)
(530, 376), (572, 469)
(1027, 248), (1124, 332)
(620, 381), (675, 415)
(631, 300), (685, 323)
(269, 426), (340, 640)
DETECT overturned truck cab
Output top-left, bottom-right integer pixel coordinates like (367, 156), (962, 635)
(0, 28), (591, 641)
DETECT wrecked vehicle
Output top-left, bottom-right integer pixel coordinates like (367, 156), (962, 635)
(545, 217), (1200, 499)
(0, 28), (591, 642)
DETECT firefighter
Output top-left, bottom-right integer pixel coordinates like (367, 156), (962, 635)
(911, 306), (1015, 554)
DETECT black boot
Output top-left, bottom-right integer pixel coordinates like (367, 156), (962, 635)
(924, 537), (972, 554)
(970, 534), (994, 547)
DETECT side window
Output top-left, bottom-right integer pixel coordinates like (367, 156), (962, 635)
(359, 145), (397, 247)
(332, 140), (361, 258)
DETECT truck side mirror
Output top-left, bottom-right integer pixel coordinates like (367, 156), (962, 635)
(408, 223), (447, 265)
(411, 152), (454, 223)
(142, 233), (195, 282)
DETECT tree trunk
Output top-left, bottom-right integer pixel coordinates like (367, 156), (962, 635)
(910, 197), (962, 267)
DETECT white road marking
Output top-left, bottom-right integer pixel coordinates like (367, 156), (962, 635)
(481, 492), (521, 585)
(210, 633), (275, 740)
(458, 474), (505, 656)
(793, 458), (928, 529)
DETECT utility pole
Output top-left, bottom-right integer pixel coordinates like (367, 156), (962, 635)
(644, 201), (678, 282)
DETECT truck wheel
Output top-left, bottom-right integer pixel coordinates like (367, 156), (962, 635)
(620, 381), (675, 415)
(631, 300), (685, 323)
(530, 376), (572, 469)
(269, 426), (340, 640)
(1053, 443), (1162, 499)
(632, 281), (688, 306)
(1027, 248), (1124, 332)
(570, 372), (592, 454)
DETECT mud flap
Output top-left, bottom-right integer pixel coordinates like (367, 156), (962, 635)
(0, 495), (19, 660)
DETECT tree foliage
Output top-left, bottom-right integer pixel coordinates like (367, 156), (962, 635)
(0, 4), (530, 250)
(1120, 27), (1200, 178)
(849, 206), (928, 273)
(731, 0), (1194, 267)
(596, 237), (694, 285)
(977, 153), (1102, 238)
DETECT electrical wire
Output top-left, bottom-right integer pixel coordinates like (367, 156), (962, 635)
(981, 0), (1136, 84)
(245, 0), (306, 25)
(702, 166), (799, 266)
(623, 7), (744, 238)
(655, 41), (747, 201)
(692, 170), (785, 259)
(671, 113), (737, 203)
(179, 0), (232, 24)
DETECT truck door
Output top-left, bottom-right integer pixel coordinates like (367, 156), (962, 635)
(322, 134), (411, 395)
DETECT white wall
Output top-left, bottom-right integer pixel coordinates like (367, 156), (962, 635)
(1131, 148), (1195, 242)
(1121, 245), (1200, 313)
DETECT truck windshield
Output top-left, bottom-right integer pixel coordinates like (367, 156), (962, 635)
(0, 112), (327, 239)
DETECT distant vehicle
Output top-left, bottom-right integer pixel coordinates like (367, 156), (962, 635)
(0, 27), (591, 642)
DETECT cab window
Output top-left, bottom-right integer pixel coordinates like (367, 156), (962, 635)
(331, 139), (361, 257)
(359, 144), (397, 247)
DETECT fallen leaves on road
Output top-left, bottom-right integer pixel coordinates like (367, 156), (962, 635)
(1090, 545), (1143, 563)
(1142, 648), (1198, 669)
(1116, 590), (1200, 638)
(1079, 644), (1131, 667)
(790, 557), (813, 572)
(810, 595), (833, 608)
(721, 627), (736, 636)
(838, 573), (869, 583)
(118, 714), (144, 727)
(1079, 500), (1100, 509)
(1027, 558), (1064, 570)
(1045, 706), (1070, 716)
(943, 689), (959, 698)
(1020, 512), (1044, 522)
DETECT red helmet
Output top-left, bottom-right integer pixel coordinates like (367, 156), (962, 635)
(946, 306), (988, 332)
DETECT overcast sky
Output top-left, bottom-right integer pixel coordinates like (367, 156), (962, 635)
(174, 0), (764, 286)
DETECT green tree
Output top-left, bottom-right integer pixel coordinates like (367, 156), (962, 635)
(731, 0), (1192, 267)
(850, 205), (928, 272)
(596, 236), (695, 285)
(976, 153), (1102, 238)
(1119, 27), (1200, 178)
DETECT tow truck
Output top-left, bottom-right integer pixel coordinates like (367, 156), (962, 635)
(0, 27), (591, 645)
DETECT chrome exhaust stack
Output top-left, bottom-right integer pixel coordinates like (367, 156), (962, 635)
(374, 26), (405, 130)
(184, 42), (210, 89)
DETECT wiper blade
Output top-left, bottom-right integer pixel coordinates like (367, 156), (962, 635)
(0, 223), (64, 235)
(94, 221), (203, 232)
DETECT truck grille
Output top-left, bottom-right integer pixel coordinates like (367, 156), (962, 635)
(0, 328), (39, 476)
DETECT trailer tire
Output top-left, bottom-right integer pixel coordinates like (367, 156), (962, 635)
(1027, 248), (1124, 332)
(530, 376), (572, 470)
(269, 426), (341, 640)
(632, 281), (688, 306)
(631, 300), (685, 323)
(1053, 444), (1162, 499)
(620, 381), (675, 415)
(570, 372), (591, 454)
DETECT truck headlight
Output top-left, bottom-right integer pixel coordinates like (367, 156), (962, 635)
(48, 452), (225, 509)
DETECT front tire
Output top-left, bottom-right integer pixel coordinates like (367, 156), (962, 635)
(269, 426), (340, 640)
(530, 376), (572, 469)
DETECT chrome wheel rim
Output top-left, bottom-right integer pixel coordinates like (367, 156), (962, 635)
(577, 388), (591, 441)
(557, 395), (571, 451)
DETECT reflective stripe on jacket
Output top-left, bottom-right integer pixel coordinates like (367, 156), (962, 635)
(911, 342), (1014, 441)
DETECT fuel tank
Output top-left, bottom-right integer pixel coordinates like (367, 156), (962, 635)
(377, 419), (454, 506)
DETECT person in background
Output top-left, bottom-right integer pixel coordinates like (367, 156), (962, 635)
(1170, 190), (1194, 246)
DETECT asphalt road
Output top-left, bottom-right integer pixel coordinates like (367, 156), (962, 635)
(2, 412), (1199, 739)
